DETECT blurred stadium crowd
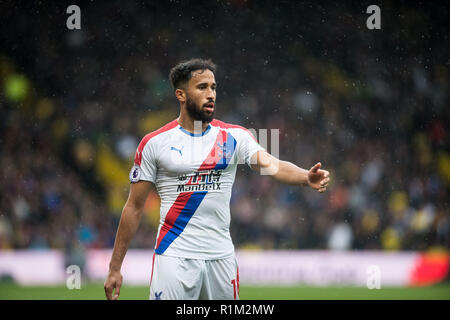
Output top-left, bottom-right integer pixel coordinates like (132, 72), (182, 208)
(0, 1), (448, 256)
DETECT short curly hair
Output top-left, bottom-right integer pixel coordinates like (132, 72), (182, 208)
(169, 58), (217, 90)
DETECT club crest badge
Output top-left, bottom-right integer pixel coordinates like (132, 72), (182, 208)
(154, 291), (163, 300)
(129, 165), (141, 183)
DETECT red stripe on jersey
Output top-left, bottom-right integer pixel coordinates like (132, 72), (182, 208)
(155, 192), (193, 249)
(149, 253), (156, 288)
(237, 264), (240, 296)
(134, 119), (179, 165)
(210, 119), (257, 142)
(197, 130), (227, 171)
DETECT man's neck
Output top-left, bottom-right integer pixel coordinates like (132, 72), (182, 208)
(177, 112), (210, 134)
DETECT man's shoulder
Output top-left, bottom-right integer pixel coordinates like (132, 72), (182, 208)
(210, 119), (256, 139)
(139, 119), (179, 147)
(134, 119), (178, 164)
(210, 119), (249, 132)
(137, 119), (178, 159)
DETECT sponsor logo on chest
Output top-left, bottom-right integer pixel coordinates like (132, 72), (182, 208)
(176, 169), (222, 192)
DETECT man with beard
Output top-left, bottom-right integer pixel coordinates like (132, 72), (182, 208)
(104, 58), (330, 300)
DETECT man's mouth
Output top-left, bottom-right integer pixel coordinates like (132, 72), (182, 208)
(204, 102), (215, 112)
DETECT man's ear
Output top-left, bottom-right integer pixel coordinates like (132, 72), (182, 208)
(175, 88), (186, 103)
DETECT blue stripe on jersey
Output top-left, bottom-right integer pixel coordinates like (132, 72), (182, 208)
(214, 132), (237, 170)
(155, 191), (208, 254)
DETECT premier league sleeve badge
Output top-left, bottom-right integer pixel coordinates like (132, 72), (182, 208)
(129, 164), (141, 183)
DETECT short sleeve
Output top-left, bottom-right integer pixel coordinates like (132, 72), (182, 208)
(235, 129), (265, 167)
(129, 139), (157, 184)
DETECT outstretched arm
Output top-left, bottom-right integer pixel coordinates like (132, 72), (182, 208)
(250, 150), (330, 193)
(104, 181), (153, 300)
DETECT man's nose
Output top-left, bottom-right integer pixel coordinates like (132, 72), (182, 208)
(206, 87), (215, 99)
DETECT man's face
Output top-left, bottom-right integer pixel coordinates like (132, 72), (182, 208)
(184, 69), (216, 123)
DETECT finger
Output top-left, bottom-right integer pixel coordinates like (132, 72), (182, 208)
(311, 162), (321, 173)
(318, 187), (327, 193)
(114, 285), (121, 299)
(104, 285), (113, 300)
(112, 294), (119, 300)
(323, 170), (330, 178)
(320, 177), (330, 186)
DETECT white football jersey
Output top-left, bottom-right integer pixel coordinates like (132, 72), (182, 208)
(130, 119), (264, 260)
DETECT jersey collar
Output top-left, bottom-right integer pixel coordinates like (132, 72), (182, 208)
(178, 124), (211, 137)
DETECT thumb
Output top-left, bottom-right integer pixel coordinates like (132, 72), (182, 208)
(311, 162), (321, 173)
